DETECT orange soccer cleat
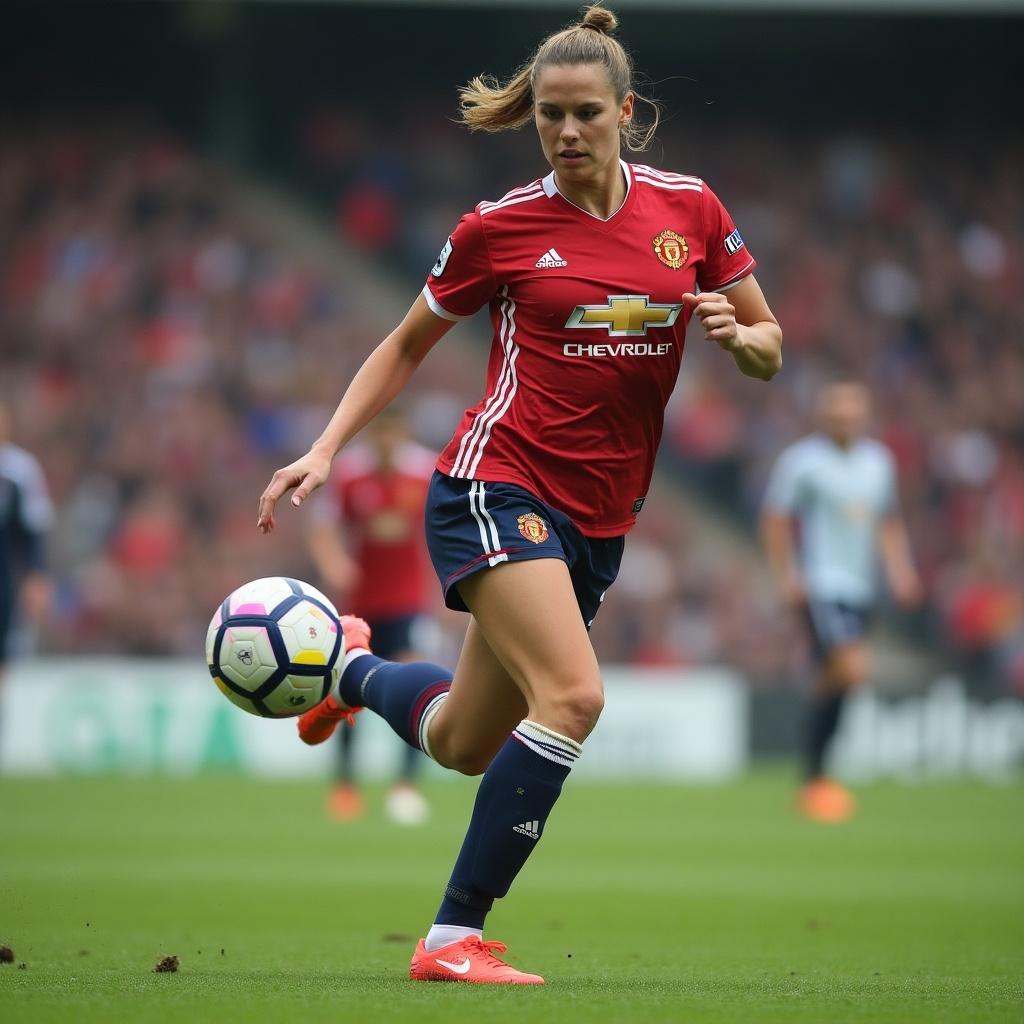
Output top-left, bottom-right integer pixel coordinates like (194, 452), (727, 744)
(296, 615), (372, 746)
(409, 936), (544, 985)
(798, 777), (856, 824)
(326, 782), (365, 822)
(337, 614), (373, 654)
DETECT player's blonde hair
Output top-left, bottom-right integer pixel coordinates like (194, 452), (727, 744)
(458, 5), (660, 152)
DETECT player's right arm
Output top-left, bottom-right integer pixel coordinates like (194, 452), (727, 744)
(877, 514), (921, 607)
(760, 446), (806, 606)
(258, 294), (454, 533)
(760, 510), (805, 607)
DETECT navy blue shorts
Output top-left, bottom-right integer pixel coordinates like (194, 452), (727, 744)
(804, 598), (873, 660)
(424, 472), (624, 629)
(365, 614), (419, 660)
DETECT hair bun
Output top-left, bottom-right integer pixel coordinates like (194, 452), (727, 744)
(580, 4), (618, 34)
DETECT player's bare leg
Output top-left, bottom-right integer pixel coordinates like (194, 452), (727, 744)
(429, 559), (602, 756)
(423, 618), (527, 773)
(298, 559), (600, 982)
(398, 595), (550, 980)
(410, 558), (602, 983)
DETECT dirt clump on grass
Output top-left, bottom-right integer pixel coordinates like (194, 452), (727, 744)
(153, 955), (180, 973)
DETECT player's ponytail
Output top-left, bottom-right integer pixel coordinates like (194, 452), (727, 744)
(457, 4), (660, 152)
(458, 65), (536, 136)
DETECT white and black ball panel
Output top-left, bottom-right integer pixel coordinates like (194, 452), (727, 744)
(205, 577), (345, 719)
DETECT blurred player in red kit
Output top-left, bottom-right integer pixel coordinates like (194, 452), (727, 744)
(259, 5), (781, 984)
(307, 407), (433, 825)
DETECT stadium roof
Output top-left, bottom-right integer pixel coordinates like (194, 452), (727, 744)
(257, 0), (1024, 12)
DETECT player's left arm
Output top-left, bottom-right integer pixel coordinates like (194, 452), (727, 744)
(877, 513), (922, 607)
(683, 276), (782, 381)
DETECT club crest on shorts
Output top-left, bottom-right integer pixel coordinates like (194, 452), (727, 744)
(652, 229), (689, 270)
(517, 512), (549, 544)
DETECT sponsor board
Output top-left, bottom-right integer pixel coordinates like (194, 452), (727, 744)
(0, 659), (747, 781)
(833, 678), (1024, 781)
(2, 659), (1017, 780)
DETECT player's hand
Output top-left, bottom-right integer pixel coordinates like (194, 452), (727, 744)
(257, 448), (332, 534)
(682, 292), (740, 352)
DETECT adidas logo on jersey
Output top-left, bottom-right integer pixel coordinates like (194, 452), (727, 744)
(535, 248), (567, 269)
(513, 819), (540, 839)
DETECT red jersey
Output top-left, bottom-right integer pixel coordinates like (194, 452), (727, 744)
(423, 161), (756, 537)
(316, 442), (434, 620)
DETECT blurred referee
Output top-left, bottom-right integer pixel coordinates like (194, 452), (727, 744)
(0, 400), (53, 718)
(761, 382), (921, 822)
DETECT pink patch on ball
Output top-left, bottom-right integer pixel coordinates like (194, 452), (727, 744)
(233, 602), (267, 615)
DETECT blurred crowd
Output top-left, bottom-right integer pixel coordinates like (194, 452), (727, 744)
(0, 118), (374, 657)
(1, 112), (1022, 695)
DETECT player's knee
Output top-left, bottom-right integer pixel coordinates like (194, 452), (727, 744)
(536, 680), (605, 742)
(440, 746), (493, 777)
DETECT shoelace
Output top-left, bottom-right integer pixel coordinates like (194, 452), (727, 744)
(465, 938), (510, 970)
(336, 705), (363, 727)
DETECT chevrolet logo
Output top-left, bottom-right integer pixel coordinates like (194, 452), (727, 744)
(564, 295), (683, 337)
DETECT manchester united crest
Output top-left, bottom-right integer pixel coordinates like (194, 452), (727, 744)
(517, 512), (549, 544)
(652, 229), (689, 270)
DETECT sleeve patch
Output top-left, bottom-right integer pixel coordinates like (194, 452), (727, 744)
(431, 236), (453, 278)
(723, 229), (745, 255)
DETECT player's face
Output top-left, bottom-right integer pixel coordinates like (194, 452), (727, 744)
(820, 384), (870, 445)
(533, 63), (633, 182)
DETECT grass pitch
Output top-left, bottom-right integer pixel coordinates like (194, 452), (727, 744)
(0, 771), (1021, 1023)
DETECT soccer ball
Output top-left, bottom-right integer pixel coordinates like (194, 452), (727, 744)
(205, 577), (344, 718)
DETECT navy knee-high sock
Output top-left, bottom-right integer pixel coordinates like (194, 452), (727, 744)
(338, 654), (451, 751)
(435, 721), (581, 931)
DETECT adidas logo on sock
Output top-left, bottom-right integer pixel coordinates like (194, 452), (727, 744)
(535, 248), (567, 269)
(513, 819), (540, 839)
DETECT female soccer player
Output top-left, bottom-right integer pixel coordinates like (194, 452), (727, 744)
(258, 5), (781, 985)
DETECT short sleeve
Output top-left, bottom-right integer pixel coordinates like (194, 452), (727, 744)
(698, 184), (757, 292)
(763, 446), (806, 514)
(422, 211), (497, 321)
